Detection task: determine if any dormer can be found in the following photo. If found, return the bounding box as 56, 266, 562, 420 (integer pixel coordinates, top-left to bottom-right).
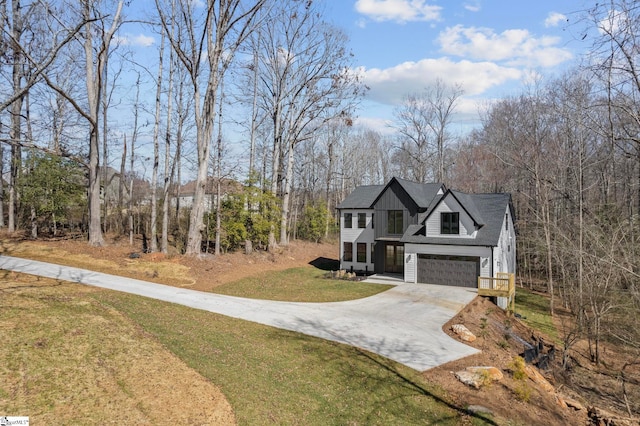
424, 190, 484, 238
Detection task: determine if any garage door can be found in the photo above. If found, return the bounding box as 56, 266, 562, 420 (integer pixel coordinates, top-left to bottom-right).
417, 254, 479, 288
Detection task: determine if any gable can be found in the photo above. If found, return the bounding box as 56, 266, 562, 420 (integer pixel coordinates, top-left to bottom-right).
373, 179, 419, 214
425, 193, 477, 238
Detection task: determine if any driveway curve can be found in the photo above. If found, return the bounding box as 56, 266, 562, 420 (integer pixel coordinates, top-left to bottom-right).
0, 255, 479, 371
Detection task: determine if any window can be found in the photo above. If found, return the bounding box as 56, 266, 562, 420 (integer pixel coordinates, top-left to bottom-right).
343, 242, 353, 261
387, 210, 403, 234
357, 243, 367, 263
370, 242, 375, 263
372, 213, 374, 228
358, 213, 366, 228
441, 212, 460, 234
344, 213, 352, 228
505, 213, 509, 231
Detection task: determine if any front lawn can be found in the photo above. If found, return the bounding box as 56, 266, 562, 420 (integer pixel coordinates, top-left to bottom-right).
95, 289, 486, 425
211, 266, 392, 302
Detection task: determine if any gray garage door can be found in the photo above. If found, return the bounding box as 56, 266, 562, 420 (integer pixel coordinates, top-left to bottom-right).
417, 254, 479, 288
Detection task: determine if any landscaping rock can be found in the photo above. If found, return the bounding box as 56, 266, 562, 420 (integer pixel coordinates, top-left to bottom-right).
467, 405, 494, 416
524, 364, 555, 393
454, 366, 503, 389
466, 366, 504, 381
561, 395, 585, 411
451, 324, 477, 342
588, 406, 637, 426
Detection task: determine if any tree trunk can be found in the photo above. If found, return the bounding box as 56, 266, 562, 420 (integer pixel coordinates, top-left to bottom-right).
8, 0, 24, 233
150, 25, 165, 253
129, 75, 140, 247
279, 140, 295, 245
84, 0, 123, 246
161, 21, 174, 255
214, 76, 224, 256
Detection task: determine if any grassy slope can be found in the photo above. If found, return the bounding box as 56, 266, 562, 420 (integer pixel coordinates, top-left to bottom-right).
514, 287, 559, 342
94, 290, 483, 425
0, 274, 234, 424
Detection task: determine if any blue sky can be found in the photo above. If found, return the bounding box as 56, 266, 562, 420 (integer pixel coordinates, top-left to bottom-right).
318, 0, 593, 133
116, 0, 595, 155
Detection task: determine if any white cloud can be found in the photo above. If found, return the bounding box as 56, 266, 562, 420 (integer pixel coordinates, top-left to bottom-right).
355, 0, 442, 23
544, 12, 567, 28
437, 25, 573, 67
353, 116, 396, 135
464, 1, 481, 12
131, 34, 155, 47
360, 57, 522, 105
115, 33, 155, 47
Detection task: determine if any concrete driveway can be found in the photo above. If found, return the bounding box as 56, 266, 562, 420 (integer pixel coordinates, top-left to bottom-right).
0, 255, 479, 371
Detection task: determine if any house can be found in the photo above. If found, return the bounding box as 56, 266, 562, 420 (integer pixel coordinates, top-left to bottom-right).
337, 177, 516, 306
172, 178, 242, 213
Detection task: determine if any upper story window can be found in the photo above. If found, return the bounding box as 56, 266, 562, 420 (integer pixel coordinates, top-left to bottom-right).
387, 210, 403, 234
505, 213, 509, 231
344, 213, 352, 228
358, 213, 366, 228
441, 212, 460, 235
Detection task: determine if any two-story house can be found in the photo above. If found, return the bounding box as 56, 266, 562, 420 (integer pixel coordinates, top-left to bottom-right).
337, 177, 516, 290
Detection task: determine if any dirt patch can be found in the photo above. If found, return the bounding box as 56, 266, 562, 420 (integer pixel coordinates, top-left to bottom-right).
423, 297, 638, 426
0, 232, 338, 292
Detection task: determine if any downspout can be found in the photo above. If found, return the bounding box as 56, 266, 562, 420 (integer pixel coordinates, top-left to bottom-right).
490, 246, 494, 278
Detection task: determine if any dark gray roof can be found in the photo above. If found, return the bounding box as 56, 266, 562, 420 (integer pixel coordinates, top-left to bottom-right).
394, 178, 445, 209
450, 190, 485, 226
336, 184, 384, 209
401, 193, 511, 247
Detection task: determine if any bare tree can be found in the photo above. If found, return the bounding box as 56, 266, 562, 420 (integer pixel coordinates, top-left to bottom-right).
155, 0, 267, 255
393, 79, 463, 184
253, 1, 364, 245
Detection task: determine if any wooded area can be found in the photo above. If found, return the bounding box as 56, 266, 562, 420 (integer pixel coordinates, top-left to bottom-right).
1, 0, 639, 391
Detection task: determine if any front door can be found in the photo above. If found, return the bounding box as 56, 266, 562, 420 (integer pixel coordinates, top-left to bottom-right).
385, 243, 404, 274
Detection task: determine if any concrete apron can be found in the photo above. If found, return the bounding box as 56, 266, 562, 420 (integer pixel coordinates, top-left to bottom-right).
0, 255, 479, 371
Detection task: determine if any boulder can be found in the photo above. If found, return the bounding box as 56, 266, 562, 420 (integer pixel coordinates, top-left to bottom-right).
588, 406, 637, 426
454, 366, 503, 389
467, 405, 494, 416
451, 324, 477, 342
524, 364, 555, 393
561, 396, 585, 411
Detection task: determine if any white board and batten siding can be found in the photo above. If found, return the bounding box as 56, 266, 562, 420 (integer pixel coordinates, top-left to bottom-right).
425, 194, 477, 238
494, 205, 517, 275
339, 209, 375, 272
404, 244, 492, 284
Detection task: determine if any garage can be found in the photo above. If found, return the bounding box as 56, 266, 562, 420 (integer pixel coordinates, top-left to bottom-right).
417, 254, 479, 288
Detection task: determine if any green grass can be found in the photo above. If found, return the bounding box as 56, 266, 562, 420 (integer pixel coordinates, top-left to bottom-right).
211, 266, 392, 302
94, 290, 491, 425
515, 288, 559, 341
0, 275, 232, 424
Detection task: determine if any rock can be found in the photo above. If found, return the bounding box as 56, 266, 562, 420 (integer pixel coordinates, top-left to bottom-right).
455, 370, 483, 389
454, 366, 503, 389
466, 366, 504, 381
588, 406, 637, 426
554, 394, 568, 409
451, 324, 477, 342
561, 396, 585, 411
467, 405, 493, 416
524, 364, 555, 393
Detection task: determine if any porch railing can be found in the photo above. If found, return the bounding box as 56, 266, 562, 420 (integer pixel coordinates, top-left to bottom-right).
478, 272, 515, 311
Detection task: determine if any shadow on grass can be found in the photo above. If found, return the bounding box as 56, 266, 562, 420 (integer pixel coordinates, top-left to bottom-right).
282, 317, 498, 425
308, 256, 339, 271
